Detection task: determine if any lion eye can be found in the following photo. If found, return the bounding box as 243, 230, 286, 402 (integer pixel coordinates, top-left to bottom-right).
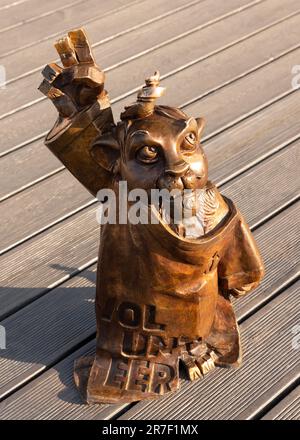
137, 145, 159, 163
185, 132, 196, 145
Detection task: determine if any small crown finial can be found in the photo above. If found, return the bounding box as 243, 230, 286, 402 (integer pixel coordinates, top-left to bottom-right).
120, 71, 165, 120
137, 70, 165, 103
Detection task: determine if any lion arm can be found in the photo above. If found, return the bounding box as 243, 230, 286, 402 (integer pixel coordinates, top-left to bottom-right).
44, 92, 115, 197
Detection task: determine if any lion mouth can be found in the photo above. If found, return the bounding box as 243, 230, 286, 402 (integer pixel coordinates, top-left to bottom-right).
157, 189, 206, 239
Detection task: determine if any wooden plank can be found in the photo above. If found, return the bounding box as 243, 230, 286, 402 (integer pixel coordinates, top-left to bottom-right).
232, 198, 300, 320
1, 0, 270, 127
0, 0, 30, 9
0, 171, 93, 255
0, 142, 62, 201
183, 47, 299, 139
118, 280, 300, 420
2, 43, 300, 201
0, 206, 99, 319
1, 267, 298, 419
3, 2, 297, 154
0, 0, 136, 57
0, 156, 298, 400
0, 340, 127, 420
221, 142, 300, 229
262, 386, 300, 420
0, 0, 254, 156
1, 88, 300, 255
203, 92, 300, 187
112, 9, 300, 117
2, 0, 300, 121
2, 0, 206, 83
0, 0, 85, 32
0, 266, 97, 400
4, 0, 264, 118
0, 0, 295, 417
0, 0, 247, 154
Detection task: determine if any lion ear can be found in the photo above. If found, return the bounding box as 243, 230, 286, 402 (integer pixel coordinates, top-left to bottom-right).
196, 117, 206, 139
91, 130, 120, 173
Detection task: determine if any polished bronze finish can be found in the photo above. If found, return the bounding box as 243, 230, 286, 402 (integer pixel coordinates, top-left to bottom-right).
39, 29, 264, 404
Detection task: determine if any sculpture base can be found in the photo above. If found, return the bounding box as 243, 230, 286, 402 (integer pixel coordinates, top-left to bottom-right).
74, 294, 242, 404
74, 350, 181, 404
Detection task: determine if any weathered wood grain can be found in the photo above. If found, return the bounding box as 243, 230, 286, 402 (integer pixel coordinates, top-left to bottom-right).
112, 10, 300, 116
0, 172, 93, 254
0, 266, 98, 400
0, 0, 30, 9
0, 3, 299, 152
262, 386, 300, 420
0, 340, 126, 419
0, 207, 99, 319
183, 46, 299, 139
203, 92, 300, 187
221, 143, 300, 229
232, 199, 300, 320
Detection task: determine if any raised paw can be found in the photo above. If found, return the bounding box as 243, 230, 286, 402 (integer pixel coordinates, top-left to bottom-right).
38, 28, 105, 116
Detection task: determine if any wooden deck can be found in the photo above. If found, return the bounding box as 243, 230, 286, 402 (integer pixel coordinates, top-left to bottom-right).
0, 0, 299, 420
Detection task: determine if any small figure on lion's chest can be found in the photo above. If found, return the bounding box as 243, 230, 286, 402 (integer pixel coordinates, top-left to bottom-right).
39, 28, 265, 404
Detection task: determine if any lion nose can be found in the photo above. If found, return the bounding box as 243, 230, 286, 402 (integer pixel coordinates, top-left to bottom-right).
157, 174, 184, 191
164, 161, 189, 177
157, 164, 189, 191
